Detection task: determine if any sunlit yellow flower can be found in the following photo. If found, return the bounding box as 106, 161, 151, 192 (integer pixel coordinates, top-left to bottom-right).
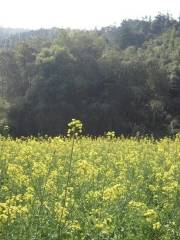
153, 222, 161, 230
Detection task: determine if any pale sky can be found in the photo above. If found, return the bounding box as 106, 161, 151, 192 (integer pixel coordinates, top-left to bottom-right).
0, 0, 180, 29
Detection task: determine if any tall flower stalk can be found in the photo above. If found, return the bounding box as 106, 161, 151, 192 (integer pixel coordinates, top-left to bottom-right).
58, 119, 83, 238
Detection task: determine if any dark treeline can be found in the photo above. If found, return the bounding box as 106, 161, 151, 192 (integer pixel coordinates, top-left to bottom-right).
0, 14, 180, 137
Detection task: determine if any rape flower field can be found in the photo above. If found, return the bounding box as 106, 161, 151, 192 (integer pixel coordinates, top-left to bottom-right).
0, 122, 179, 239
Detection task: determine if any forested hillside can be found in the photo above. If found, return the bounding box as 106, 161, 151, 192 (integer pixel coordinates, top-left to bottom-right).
0, 14, 180, 136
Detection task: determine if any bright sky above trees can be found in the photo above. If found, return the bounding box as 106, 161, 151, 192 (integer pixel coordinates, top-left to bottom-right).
0, 0, 180, 29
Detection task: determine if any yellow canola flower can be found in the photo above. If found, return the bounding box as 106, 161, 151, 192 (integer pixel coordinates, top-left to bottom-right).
95, 223, 104, 230
76, 160, 97, 179
128, 201, 147, 210
95, 217, 113, 235
69, 220, 81, 230
23, 187, 34, 201
32, 162, 48, 178
86, 191, 101, 200
67, 119, 83, 137
0, 214, 8, 224
103, 184, 125, 201
144, 209, 158, 223
153, 222, 161, 230
0, 132, 179, 238
162, 181, 178, 193
54, 202, 69, 223
45, 170, 58, 195
7, 164, 29, 187
0, 200, 28, 225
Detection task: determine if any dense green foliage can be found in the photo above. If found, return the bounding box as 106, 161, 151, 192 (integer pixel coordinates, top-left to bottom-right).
0, 14, 180, 136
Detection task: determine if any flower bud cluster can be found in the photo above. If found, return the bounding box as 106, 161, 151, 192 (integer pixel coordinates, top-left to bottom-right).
67, 119, 83, 137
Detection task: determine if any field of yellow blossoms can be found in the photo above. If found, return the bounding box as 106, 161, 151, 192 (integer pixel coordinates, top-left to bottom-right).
0, 121, 179, 239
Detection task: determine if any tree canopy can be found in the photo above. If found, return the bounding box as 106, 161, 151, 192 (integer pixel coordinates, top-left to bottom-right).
0, 14, 180, 136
